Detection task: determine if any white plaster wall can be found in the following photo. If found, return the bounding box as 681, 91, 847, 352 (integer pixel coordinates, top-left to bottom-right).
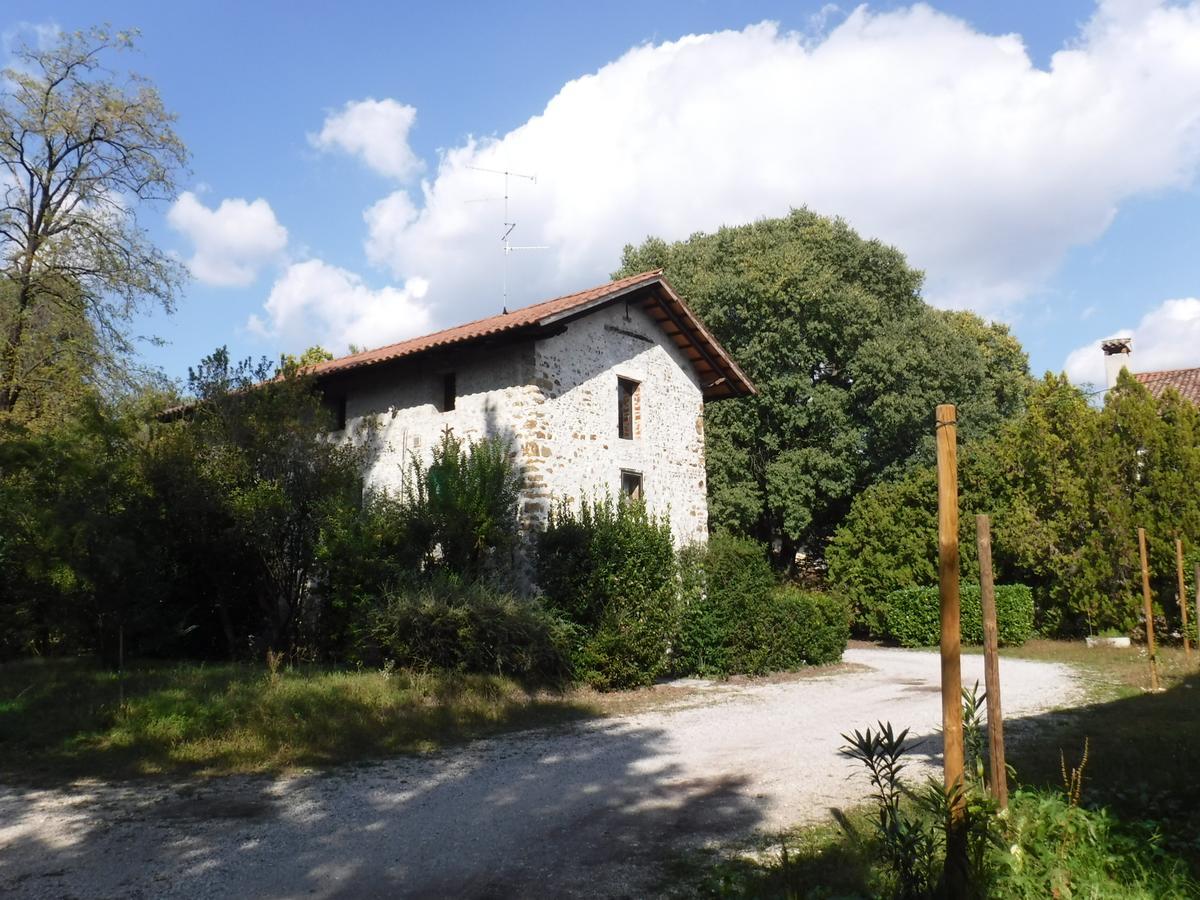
335, 300, 709, 553
533, 302, 708, 546
339, 343, 540, 498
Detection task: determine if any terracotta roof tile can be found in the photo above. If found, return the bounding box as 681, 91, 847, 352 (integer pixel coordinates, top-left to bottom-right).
305, 270, 666, 378
304, 270, 756, 399
1134, 368, 1200, 405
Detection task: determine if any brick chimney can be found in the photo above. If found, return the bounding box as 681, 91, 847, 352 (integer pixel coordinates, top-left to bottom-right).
1101, 337, 1132, 389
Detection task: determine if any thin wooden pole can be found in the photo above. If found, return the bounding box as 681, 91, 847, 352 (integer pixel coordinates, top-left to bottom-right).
1138, 527, 1160, 691
936, 404, 967, 897
1195, 564, 1200, 666
976, 514, 1008, 809
1176, 539, 1191, 658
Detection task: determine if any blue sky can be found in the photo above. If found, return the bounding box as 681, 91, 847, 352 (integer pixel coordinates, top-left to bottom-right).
5, 0, 1200, 387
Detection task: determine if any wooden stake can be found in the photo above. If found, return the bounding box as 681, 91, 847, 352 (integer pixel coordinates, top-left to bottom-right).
1195, 564, 1200, 666
936, 404, 967, 897
1138, 527, 1160, 691
976, 514, 1008, 809
1177, 538, 1191, 658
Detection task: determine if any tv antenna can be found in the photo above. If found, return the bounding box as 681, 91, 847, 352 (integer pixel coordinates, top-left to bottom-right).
467, 165, 547, 308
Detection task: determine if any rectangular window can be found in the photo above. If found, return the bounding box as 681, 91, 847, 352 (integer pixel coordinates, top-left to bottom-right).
621, 469, 643, 501
442, 373, 457, 412
326, 393, 347, 431
617, 377, 639, 440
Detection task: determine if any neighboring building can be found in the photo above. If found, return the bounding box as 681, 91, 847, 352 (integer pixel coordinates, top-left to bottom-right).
305, 269, 755, 548
1101, 337, 1200, 403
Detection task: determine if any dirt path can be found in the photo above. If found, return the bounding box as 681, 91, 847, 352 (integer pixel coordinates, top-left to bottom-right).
0, 648, 1080, 898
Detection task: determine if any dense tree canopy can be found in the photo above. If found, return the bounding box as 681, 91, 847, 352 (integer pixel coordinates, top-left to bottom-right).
616, 209, 1032, 564
829, 372, 1200, 636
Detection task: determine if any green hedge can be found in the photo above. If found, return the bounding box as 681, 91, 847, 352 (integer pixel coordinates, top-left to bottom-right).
676, 534, 850, 676
536, 497, 679, 690
367, 579, 575, 685
884, 584, 1034, 648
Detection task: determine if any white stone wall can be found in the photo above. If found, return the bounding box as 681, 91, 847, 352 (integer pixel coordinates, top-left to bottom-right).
531, 302, 708, 546
338, 300, 708, 552
341, 344, 540, 498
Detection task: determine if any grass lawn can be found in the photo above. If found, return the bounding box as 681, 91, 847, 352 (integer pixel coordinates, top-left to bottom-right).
0, 658, 603, 780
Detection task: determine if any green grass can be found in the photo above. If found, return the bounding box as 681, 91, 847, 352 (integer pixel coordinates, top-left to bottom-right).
994, 640, 1200, 869
0, 658, 597, 780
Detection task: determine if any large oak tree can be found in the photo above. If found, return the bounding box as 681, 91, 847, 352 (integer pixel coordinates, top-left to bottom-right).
616, 209, 1032, 565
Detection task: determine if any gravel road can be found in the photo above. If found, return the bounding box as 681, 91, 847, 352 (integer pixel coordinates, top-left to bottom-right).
0, 648, 1080, 899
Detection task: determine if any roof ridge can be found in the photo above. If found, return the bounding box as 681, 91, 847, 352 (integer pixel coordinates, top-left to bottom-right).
307, 269, 664, 374
1134, 367, 1200, 378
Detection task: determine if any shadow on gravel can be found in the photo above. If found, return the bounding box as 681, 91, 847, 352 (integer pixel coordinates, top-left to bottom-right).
0, 721, 765, 898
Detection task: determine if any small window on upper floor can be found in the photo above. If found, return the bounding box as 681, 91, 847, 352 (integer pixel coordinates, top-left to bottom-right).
617, 377, 639, 440
442, 373, 457, 412
621, 469, 644, 501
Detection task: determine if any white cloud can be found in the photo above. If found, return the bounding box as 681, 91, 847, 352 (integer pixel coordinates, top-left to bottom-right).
250, 259, 433, 354
1064, 298, 1200, 386
310, 98, 422, 180
168, 191, 288, 287
357, 1, 1200, 328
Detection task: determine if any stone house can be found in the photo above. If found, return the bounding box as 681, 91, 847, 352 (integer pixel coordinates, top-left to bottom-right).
304, 269, 755, 547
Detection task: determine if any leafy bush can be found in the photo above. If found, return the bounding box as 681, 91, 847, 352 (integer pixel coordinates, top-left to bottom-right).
536, 497, 679, 690
676, 534, 775, 675
843, 711, 1198, 899
770, 588, 851, 668
367, 579, 574, 686
402, 429, 521, 583
884, 585, 1035, 648
676, 534, 849, 676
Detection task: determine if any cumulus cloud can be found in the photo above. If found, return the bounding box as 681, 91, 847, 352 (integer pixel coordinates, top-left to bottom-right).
310, 98, 422, 180
250, 259, 433, 354
168, 191, 288, 287
357, 1, 1200, 327
1064, 298, 1200, 387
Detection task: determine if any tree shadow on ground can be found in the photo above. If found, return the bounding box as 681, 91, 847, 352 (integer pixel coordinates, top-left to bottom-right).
0, 719, 765, 898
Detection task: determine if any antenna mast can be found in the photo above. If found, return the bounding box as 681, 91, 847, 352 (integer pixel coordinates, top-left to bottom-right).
467, 165, 546, 308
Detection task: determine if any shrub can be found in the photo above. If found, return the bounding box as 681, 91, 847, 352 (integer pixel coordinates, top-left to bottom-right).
884, 584, 1035, 647
536, 497, 679, 690
367, 579, 575, 686
737, 588, 850, 673
676, 533, 775, 675
676, 534, 849, 676
403, 430, 521, 583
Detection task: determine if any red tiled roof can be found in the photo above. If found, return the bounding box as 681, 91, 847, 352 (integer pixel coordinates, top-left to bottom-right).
1134, 368, 1200, 405
305, 270, 756, 400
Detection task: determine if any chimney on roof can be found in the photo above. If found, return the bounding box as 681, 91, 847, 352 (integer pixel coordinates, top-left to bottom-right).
1101, 337, 1132, 389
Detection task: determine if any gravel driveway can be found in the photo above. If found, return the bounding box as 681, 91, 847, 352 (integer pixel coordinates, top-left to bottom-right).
0, 648, 1080, 899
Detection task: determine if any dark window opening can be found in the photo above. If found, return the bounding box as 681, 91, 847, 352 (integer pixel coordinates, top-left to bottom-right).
621, 470, 643, 501
617, 377, 639, 440
442, 373, 457, 412
326, 393, 347, 431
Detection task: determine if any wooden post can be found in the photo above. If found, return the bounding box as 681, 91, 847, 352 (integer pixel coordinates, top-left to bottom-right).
1176, 539, 1191, 658
936, 404, 967, 897
1138, 528, 1160, 691
976, 514, 1008, 809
